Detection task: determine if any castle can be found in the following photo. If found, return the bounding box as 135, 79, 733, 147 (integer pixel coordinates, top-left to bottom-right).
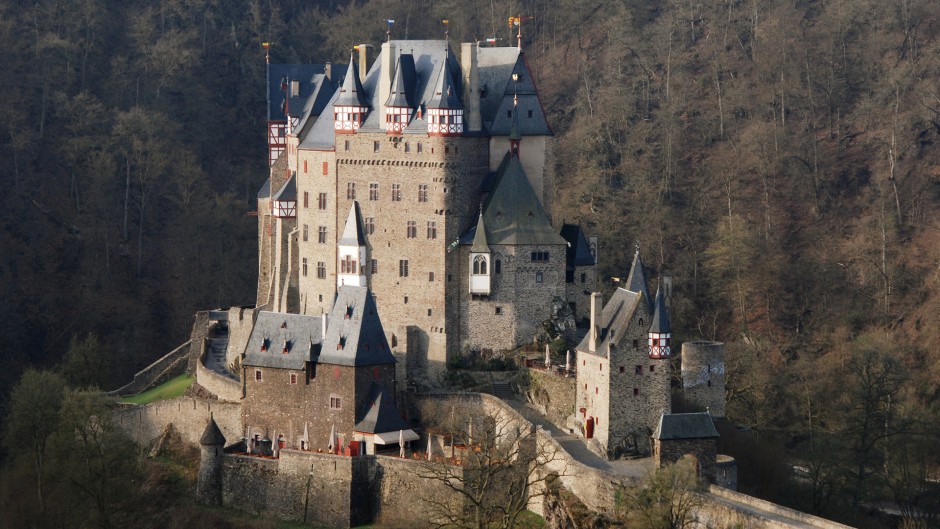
256, 37, 597, 382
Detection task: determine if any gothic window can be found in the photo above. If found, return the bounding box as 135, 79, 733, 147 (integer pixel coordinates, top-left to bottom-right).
399, 260, 409, 277
318, 193, 327, 209
365, 217, 375, 234
472, 255, 488, 275
407, 221, 417, 238
392, 183, 402, 201
494, 259, 501, 274
317, 262, 326, 279
418, 184, 428, 202
347, 182, 356, 200
369, 182, 379, 200
318, 226, 327, 243
427, 221, 437, 239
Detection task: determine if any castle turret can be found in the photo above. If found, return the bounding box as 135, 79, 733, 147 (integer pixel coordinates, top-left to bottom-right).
426, 52, 463, 136
469, 211, 491, 295
385, 55, 414, 134
648, 286, 671, 359
334, 52, 369, 133
625, 248, 652, 310
337, 202, 367, 287
196, 417, 225, 506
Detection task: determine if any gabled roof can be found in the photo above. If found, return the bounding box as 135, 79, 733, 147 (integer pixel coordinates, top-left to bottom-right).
486, 53, 551, 136
338, 202, 366, 247
476, 47, 520, 128
243, 312, 323, 370
470, 212, 490, 253
462, 153, 563, 246
575, 287, 645, 355
292, 72, 340, 135
267, 64, 330, 121
385, 54, 416, 108
200, 417, 226, 445
625, 250, 652, 311
271, 174, 296, 202
649, 286, 671, 334
426, 53, 463, 109
334, 53, 369, 107
355, 382, 410, 434
299, 87, 341, 150
257, 177, 271, 199
652, 413, 719, 440
560, 224, 596, 268
318, 286, 396, 366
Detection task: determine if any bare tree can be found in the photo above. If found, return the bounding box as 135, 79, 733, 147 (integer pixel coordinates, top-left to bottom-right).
617, 457, 705, 529
414, 396, 560, 529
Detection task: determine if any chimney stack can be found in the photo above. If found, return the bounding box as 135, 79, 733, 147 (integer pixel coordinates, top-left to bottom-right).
379, 41, 396, 130
358, 44, 373, 84
589, 292, 603, 352
324, 62, 332, 81
321, 312, 329, 337
460, 42, 482, 132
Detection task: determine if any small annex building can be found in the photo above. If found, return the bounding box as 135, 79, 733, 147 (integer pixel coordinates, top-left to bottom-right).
241, 285, 416, 456
652, 412, 720, 480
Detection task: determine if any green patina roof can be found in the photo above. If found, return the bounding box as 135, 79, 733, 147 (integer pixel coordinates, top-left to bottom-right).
470, 212, 490, 253
481, 153, 564, 246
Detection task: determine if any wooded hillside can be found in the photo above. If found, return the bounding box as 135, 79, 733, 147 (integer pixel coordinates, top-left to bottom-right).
0, 0, 937, 525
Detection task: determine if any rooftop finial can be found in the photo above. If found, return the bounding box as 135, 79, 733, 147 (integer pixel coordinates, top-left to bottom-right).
385, 19, 394, 42
442, 19, 450, 50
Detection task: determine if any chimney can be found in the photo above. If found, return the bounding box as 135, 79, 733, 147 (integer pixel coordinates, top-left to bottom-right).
321, 312, 329, 337
358, 44, 373, 83
324, 61, 332, 81
589, 292, 603, 352
460, 42, 482, 132
379, 41, 396, 130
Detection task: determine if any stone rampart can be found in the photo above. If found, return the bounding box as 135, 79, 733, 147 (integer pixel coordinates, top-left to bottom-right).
112, 397, 242, 448
524, 368, 576, 431
107, 340, 191, 396
226, 306, 260, 368
697, 486, 855, 529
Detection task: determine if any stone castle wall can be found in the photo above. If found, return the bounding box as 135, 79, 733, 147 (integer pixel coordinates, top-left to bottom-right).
565, 263, 596, 323
195, 329, 243, 402
225, 306, 261, 367
525, 368, 576, 430
112, 397, 242, 448
653, 438, 718, 481
681, 341, 726, 417
107, 340, 191, 397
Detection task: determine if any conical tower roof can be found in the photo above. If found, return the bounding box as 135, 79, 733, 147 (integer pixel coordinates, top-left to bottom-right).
200, 417, 226, 446
625, 249, 652, 310
480, 155, 564, 246
649, 286, 671, 333
470, 211, 490, 253
426, 54, 462, 109
385, 55, 415, 108
338, 202, 366, 247
335, 52, 369, 107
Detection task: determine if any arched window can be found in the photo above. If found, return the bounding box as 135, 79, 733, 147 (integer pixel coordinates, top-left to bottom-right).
494, 259, 501, 274
473, 255, 488, 275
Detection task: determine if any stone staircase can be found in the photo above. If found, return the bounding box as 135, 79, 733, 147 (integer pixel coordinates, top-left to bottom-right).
490, 381, 513, 400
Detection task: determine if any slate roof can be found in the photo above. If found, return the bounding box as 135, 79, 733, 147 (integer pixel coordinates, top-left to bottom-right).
485, 53, 551, 136
338, 202, 366, 247
426, 53, 463, 109
257, 177, 271, 200
575, 287, 645, 356
385, 54, 417, 108
625, 250, 652, 311
200, 416, 226, 445
299, 87, 340, 150
267, 64, 330, 121
649, 287, 671, 334
292, 72, 340, 135
354, 382, 410, 434
652, 413, 719, 440
470, 212, 490, 253
460, 153, 564, 246
243, 312, 323, 370
560, 224, 596, 268
334, 53, 370, 107
318, 286, 396, 366
271, 174, 296, 202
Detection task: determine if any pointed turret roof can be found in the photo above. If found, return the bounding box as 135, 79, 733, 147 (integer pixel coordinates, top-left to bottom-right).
200, 417, 226, 446
426, 54, 462, 109
334, 52, 369, 107
385, 54, 416, 108
649, 286, 671, 334
470, 212, 490, 253
338, 202, 366, 247
318, 286, 396, 366
625, 249, 652, 309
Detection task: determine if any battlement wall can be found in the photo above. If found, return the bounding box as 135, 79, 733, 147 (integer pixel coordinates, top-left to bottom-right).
195, 333, 242, 402
112, 397, 242, 448
107, 340, 191, 397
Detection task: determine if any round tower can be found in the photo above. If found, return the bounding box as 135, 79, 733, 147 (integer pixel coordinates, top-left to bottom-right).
196, 416, 226, 506
681, 341, 726, 418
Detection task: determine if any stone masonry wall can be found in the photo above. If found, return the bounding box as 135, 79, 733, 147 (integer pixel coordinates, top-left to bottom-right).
112, 397, 242, 448
525, 368, 576, 430
681, 341, 726, 417
565, 264, 596, 324
653, 438, 718, 481
226, 306, 261, 367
